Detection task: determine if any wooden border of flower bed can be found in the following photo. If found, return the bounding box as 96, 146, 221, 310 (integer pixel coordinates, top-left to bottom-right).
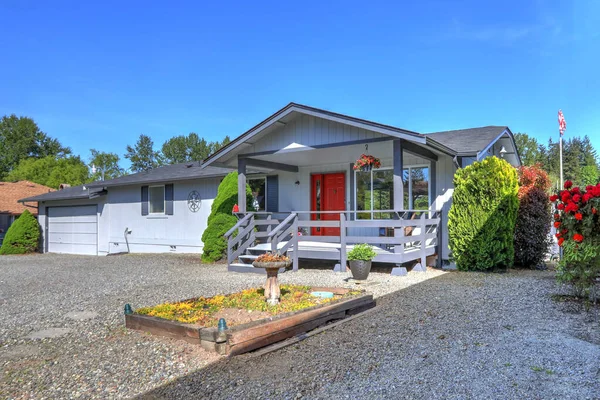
125, 288, 375, 356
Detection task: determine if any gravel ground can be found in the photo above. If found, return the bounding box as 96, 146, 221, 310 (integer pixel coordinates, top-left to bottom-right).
140, 269, 600, 400
0, 253, 443, 399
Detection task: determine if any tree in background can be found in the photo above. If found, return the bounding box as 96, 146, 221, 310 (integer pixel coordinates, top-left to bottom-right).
514, 133, 599, 187
161, 133, 232, 165
448, 157, 519, 271
89, 149, 125, 181
125, 134, 161, 172
6, 156, 90, 188
514, 132, 543, 166
0, 114, 70, 179
513, 165, 552, 268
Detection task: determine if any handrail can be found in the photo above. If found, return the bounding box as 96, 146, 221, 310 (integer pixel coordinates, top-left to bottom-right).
267, 213, 297, 238
224, 213, 252, 238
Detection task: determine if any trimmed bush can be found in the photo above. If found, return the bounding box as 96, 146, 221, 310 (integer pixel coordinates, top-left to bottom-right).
0, 210, 40, 255
514, 165, 552, 268
201, 172, 253, 263
448, 156, 519, 271
201, 213, 238, 263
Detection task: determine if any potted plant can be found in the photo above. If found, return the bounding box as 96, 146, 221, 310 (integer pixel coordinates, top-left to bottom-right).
353, 154, 381, 172
347, 244, 377, 280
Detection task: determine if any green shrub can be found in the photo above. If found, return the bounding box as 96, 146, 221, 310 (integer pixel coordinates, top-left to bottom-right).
448, 156, 519, 271
347, 244, 377, 261
201, 172, 253, 263
0, 210, 40, 255
207, 171, 252, 225
201, 213, 238, 263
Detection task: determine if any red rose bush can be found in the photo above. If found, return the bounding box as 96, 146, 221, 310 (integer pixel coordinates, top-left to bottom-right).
551, 180, 600, 299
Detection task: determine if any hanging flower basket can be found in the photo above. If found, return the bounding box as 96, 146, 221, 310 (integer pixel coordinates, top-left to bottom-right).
353, 154, 381, 171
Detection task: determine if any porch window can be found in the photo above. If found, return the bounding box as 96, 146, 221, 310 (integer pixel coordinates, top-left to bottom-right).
403, 166, 430, 210
149, 185, 165, 214
355, 168, 394, 219
249, 178, 266, 211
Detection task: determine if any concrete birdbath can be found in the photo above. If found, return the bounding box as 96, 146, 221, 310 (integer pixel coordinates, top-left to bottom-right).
252, 253, 292, 306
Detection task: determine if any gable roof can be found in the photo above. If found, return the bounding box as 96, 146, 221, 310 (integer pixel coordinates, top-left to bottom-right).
19, 184, 106, 203
202, 102, 426, 167
0, 181, 54, 215
85, 162, 233, 188
425, 126, 509, 156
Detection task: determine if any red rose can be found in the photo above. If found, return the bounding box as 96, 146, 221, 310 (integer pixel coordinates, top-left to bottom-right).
555, 232, 561, 238
572, 194, 581, 202
573, 233, 584, 243
561, 192, 571, 202
583, 193, 592, 203
554, 213, 560, 220
586, 185, 594, 191
557, 203, 565, 210
571, 187, 581, 195
564, 180, 573, 189
575, 213, 583, 221
561, 229, 568, 234
549, 194, 559, 202
554, 221, 561, 228
593, 208, 598, 214
558, 237, 565, 246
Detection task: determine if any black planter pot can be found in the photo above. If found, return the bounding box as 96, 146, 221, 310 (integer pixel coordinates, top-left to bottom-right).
348, 260, 372, 280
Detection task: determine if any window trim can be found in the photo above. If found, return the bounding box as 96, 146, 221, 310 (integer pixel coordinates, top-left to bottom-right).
248, 176, 268, 212
148, 185, 166, 215
353, 164, 431, 219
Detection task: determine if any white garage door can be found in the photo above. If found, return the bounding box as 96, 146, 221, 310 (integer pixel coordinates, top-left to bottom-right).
47, 206, 98, 255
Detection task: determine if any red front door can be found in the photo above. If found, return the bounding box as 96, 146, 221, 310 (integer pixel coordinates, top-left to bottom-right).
311, 173, 345, 236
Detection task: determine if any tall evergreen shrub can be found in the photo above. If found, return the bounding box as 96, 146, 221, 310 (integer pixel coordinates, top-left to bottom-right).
201, 172, 253, 262
514, 165, 552, 268
0, 210, 41, 255
448, 156, 519, 271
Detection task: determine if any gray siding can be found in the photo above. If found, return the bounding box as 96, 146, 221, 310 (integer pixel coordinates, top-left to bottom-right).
249, 114, 387, 154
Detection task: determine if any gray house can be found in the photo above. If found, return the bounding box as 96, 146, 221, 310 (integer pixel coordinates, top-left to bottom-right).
20, 103, 520, 272
202, 103, 521, 274
20, 163, 232, 255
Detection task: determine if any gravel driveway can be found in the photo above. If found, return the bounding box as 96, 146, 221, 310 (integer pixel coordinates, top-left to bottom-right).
0, 253, 444, 399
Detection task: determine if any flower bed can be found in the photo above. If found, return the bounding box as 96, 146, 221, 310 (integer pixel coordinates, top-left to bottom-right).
127, 286, 374, 355
136, 285, 357, 327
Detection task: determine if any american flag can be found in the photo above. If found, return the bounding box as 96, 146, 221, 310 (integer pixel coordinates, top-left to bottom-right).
558, 109, 567, 136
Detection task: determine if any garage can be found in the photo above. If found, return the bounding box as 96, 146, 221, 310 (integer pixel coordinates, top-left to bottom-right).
47, 205, 98, 255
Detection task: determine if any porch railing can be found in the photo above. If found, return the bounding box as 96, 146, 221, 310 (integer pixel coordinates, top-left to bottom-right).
225, 210, 442, 272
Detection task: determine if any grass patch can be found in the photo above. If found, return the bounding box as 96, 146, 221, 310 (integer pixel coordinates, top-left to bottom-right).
136, 285, 360, 327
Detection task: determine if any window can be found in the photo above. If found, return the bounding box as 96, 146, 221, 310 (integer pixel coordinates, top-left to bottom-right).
355, 166, 430, 218
355, 168, 394, 219
149, 185, 165, 214
249, 178, 266, 211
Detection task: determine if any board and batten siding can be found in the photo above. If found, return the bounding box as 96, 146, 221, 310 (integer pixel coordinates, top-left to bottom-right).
249, 114, 388, 154
106, 178, 220, 254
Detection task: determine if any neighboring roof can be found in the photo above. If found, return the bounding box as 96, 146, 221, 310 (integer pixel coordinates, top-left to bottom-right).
203, 102, 426, 167
0, 181, 54, 215
19, 184, 104, 203
425, 126, 509, 156
86, 162, 233, 188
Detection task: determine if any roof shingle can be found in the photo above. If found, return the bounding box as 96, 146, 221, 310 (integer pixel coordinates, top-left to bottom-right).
425, 126, 508, 155
0, 181, 54, 215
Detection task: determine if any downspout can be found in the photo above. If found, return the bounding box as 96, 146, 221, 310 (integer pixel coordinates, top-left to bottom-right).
124, 227, 132, 253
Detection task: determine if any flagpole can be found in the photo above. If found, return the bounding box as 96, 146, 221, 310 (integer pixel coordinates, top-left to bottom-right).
559, 134, 563, 189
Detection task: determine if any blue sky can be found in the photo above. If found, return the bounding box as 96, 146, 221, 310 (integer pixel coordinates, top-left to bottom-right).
1, 0, 598, 169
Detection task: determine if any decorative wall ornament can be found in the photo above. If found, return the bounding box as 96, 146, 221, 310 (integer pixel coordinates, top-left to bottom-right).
187, 191, 201, 212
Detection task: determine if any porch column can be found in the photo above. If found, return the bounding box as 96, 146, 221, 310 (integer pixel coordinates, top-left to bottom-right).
393, 139, 404, 211
238, 157, 247, 213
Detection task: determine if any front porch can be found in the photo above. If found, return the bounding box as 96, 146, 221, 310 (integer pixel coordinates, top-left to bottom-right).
225, 210, 441, 276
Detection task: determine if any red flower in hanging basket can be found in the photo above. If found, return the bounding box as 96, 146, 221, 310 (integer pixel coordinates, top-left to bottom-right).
353, 154, 381, 171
